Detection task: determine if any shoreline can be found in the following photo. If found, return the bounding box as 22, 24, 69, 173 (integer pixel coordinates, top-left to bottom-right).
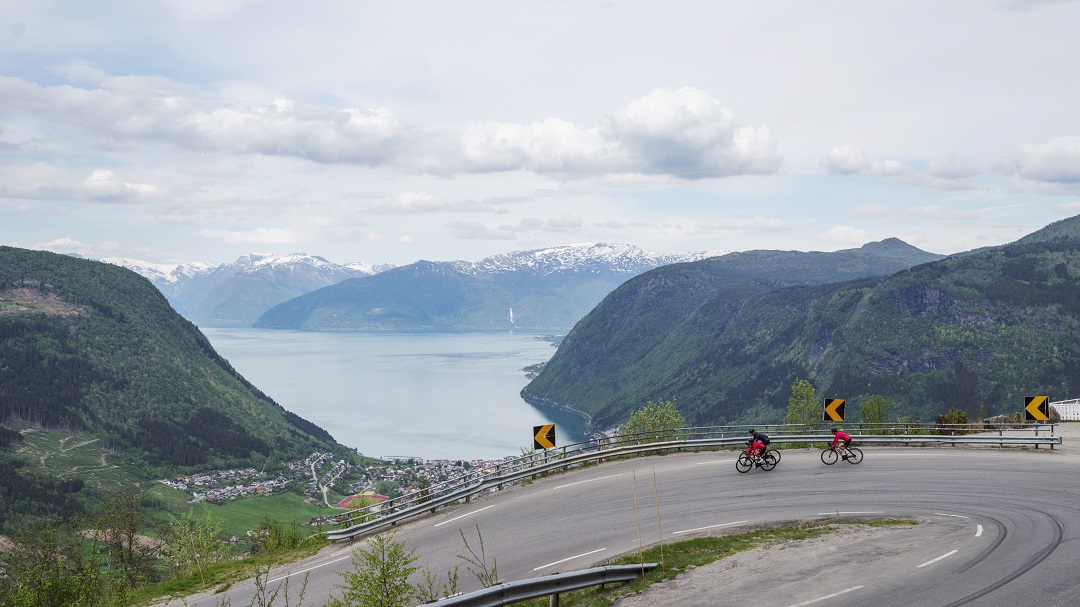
520, 389, 595, 434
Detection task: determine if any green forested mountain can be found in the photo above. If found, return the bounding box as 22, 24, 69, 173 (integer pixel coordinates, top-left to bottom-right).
523, 230, 1080, 430
0, 247, 343, 527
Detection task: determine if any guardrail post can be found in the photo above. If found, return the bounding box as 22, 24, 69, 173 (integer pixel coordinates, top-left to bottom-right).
550, 593, 559, 607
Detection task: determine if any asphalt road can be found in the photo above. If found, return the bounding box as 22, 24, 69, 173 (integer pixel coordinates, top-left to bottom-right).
183, 436, 1080, 607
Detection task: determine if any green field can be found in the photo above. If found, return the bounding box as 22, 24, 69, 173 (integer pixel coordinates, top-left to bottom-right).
10, 423, 345, 545
185, 492, 339, 541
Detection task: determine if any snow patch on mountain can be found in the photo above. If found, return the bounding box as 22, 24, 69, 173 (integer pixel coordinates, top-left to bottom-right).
458, 243, 729, 277
104, 258, 215, 284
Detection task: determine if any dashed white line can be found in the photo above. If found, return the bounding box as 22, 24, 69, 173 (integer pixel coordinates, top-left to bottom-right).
554, 474, 623, 489
434, 504, 496, 527
695, 459, 735, 465
917, 549, 958, 568
786, 585, 864, 607
934, 512, 971, 519
976, 524, 983, 537
268, 555, 352, 583
533, 548, 607, 571
815, 511, 884, 516
672, 521, 748, 535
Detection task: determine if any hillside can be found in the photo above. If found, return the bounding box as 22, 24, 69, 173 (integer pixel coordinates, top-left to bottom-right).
521, 238, 999, 428
255, 243, 716, 331
0, 247, 344, 530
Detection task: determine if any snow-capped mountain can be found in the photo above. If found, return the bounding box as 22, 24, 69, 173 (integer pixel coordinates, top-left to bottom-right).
459, 243, 726, 276
107, 244, 727, 330
105, 258, 216, 284
105, 253, 392, 327
255, 243, 731, 332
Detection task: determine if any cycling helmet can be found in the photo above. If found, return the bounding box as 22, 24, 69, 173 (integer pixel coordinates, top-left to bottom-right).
830, 427, 838, 433
747, 429, 755, 434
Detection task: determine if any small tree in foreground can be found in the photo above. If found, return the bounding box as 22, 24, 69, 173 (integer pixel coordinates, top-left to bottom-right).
785, 380, 819, 447
785, 380, 819, 427
160, 507, 230, 587
620, 398, 686, 444
328, 530, 418, 607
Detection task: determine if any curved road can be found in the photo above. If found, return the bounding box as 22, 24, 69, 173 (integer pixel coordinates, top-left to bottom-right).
189, 444, 1080, 606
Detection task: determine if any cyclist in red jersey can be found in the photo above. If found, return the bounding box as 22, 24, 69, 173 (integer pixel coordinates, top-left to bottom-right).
745, 438, 767, 466
830, 427, 853, 459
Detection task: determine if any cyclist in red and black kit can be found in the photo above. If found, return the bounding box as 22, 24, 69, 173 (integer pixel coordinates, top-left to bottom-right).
830, 427, 853, 459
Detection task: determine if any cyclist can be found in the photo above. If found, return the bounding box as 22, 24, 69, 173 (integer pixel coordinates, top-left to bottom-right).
747, 428, 771, 448
830, 427, 853, 459
745, 431, 767, 467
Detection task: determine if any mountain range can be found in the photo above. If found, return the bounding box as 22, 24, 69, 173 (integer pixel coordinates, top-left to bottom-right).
255, 243, 722, 331
109, 244, 722, 331
523, 216, 1080, 430
105, 253, 394, 327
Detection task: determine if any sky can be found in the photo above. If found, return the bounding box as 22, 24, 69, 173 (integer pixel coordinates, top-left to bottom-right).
2, 0, 1079, 268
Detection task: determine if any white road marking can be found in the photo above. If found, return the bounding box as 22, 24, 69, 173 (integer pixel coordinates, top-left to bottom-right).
934, 512, 971, 519
554, 474, 623, 489
434, 504, 496, 527
672, 520, 748, 535
917, 549, 958, 568
815, 511, 884, 515
695, 459, 735, 465
533, 548, 607, 571
268, 555, 352, 583
976, 524, 983, 537
786, 585, 865, 607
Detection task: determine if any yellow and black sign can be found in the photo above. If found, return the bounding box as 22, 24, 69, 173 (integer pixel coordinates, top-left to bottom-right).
1025, 396, 1049, 422
533, 424, 556, 450
823, 398, 846, 423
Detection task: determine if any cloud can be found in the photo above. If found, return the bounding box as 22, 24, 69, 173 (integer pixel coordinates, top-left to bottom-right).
823, 145, 870, 175
83, 169, 164, 200
1053, 202, 1080, 214
850, 204, 982, 222
0, 75, 403, 165
690, 216, 791, 235
199, 227, 298, 244
820, 225, 870, 245
445, 215, 584, 240
367, 191, 445, 214
927, 153, 981, 180
999, 0, 1080, 10
602, 87, 784, 179
1, 75, 781, 182
0, 163, 164, 203
1011, 136, 1080, 183
824, 145, 982, 191
824, 145, 909, 177
34, 238, 96, 256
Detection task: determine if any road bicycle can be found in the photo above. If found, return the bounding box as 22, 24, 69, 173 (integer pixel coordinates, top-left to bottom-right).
820, 445, 863, 465
736, 448, 778, 473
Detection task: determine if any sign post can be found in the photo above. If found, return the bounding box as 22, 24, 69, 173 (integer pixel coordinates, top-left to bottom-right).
1025, 396, 1049, 422
533, 424, 556, 450
823, 398, 845, 423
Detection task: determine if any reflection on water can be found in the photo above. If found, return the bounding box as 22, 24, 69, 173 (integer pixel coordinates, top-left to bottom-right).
202, 329, 586, 460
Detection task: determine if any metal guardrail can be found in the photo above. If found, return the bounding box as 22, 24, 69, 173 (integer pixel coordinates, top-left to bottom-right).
327, 424, 1061, 541
422, 563, 658, 607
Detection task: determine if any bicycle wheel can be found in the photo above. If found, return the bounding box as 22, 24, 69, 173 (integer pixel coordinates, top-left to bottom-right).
846, 447, 863, 464
736, 454, 753, 473
821, 448, 838, 465
766, 448, 781, 464
761, 452, 778, 471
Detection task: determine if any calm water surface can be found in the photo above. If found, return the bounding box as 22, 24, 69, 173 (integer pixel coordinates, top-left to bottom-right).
202, 329, 587, 460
